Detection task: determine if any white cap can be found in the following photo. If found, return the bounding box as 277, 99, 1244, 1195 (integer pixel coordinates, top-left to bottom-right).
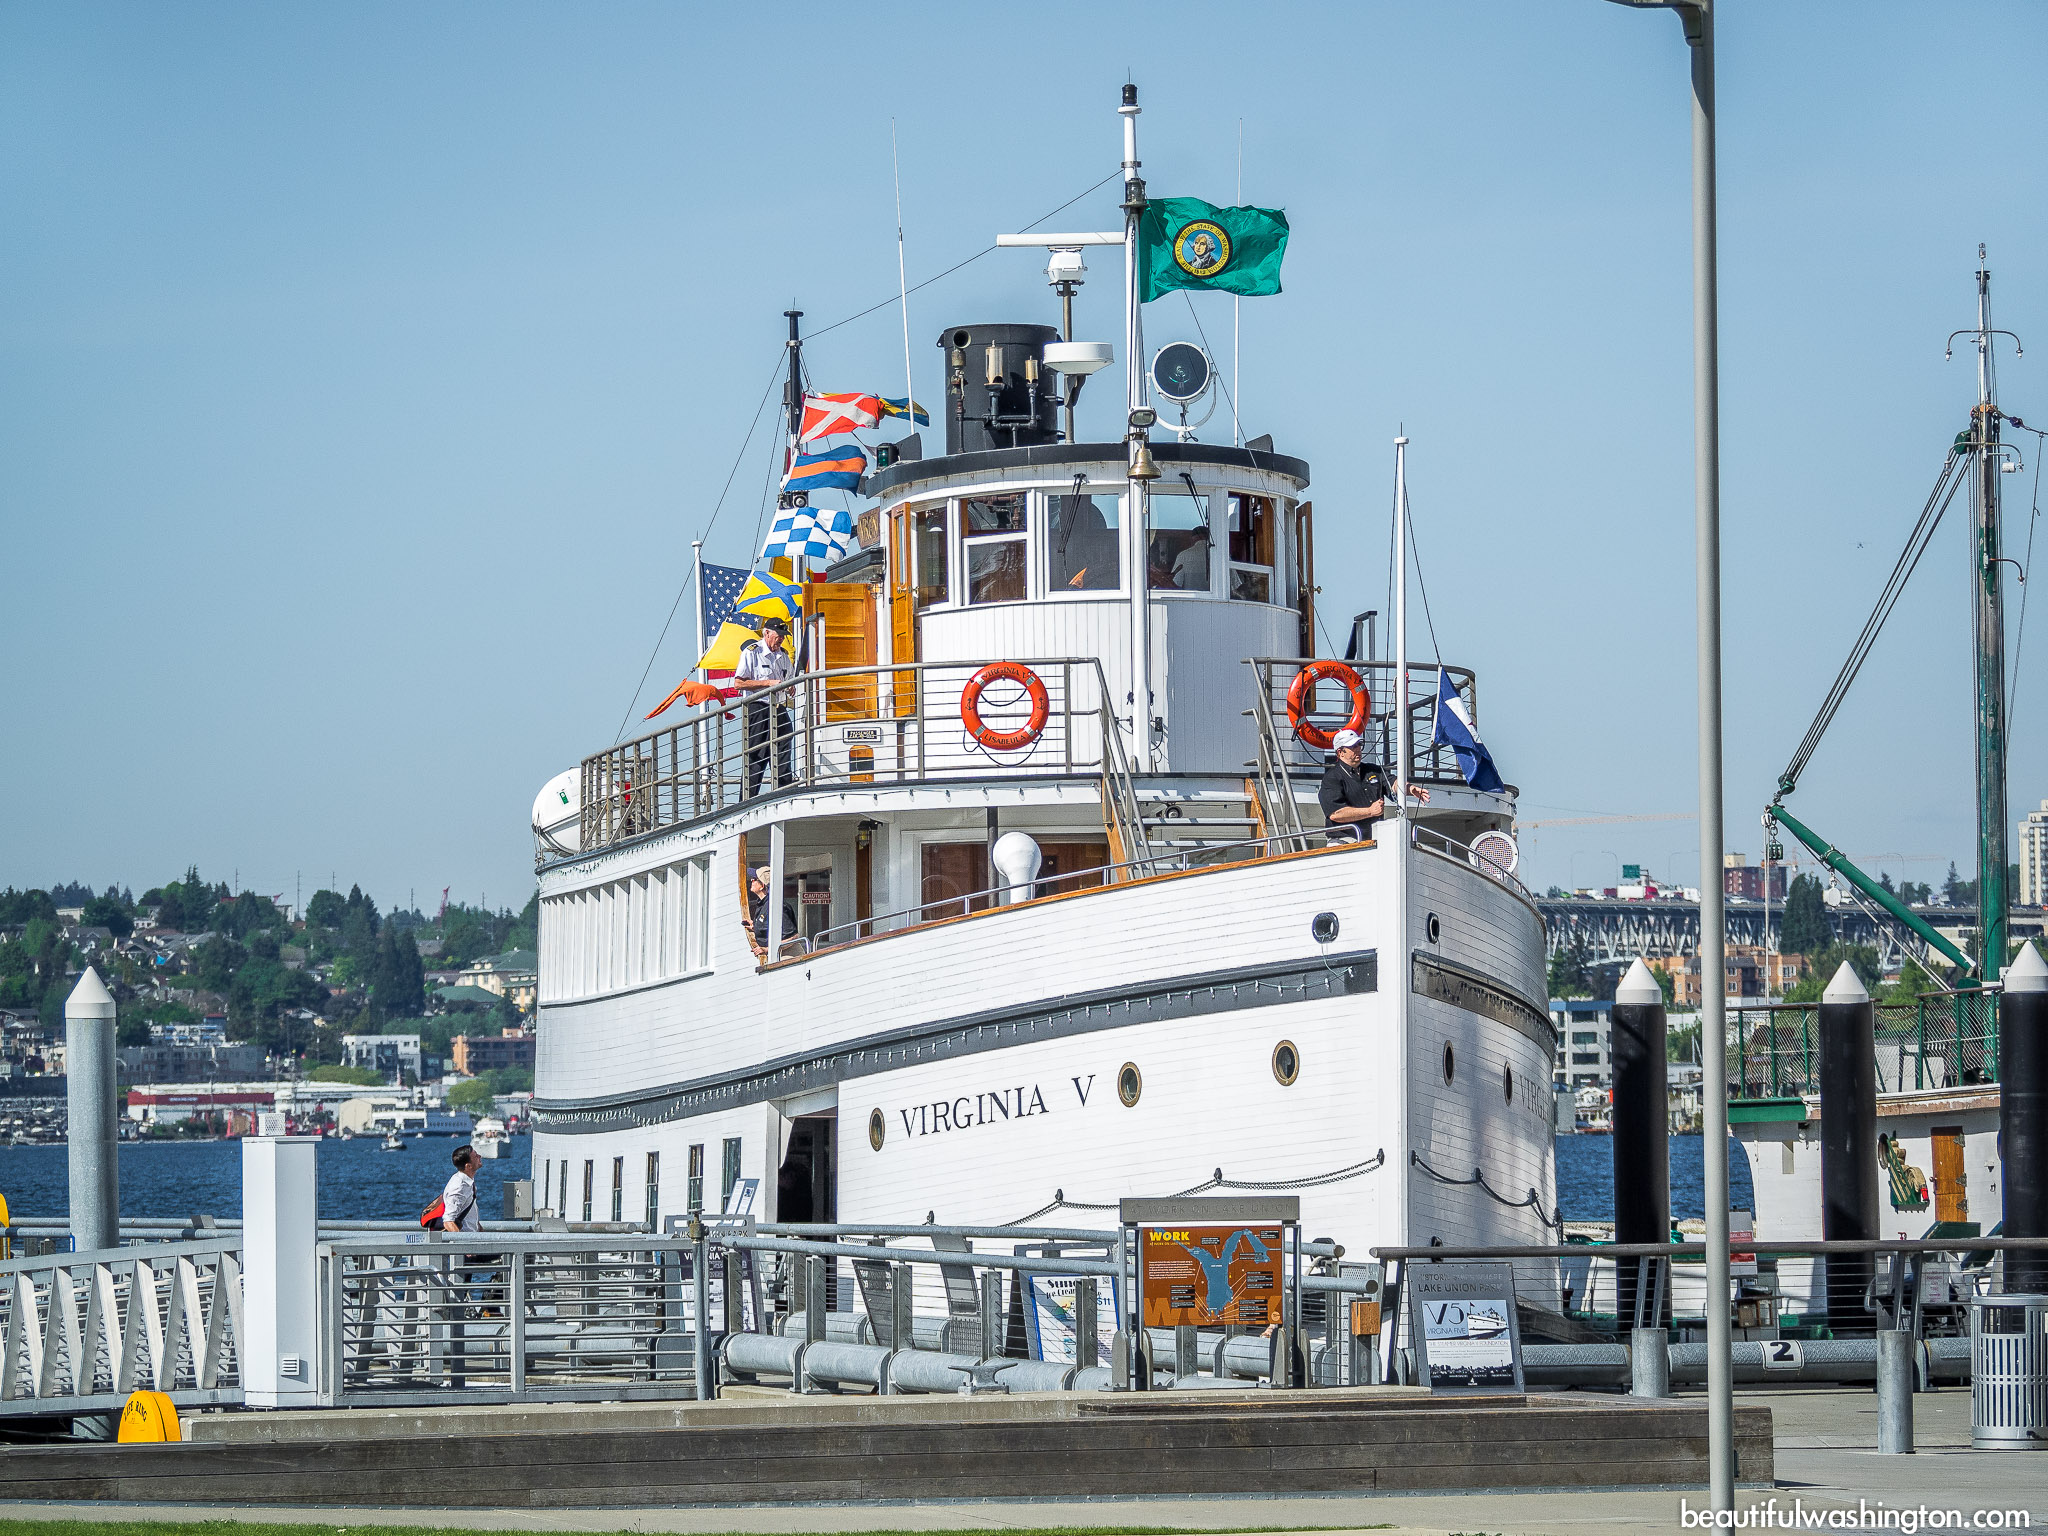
1614, 958, 1662, 1006
1332, 729, 1364, 750
2005, 940, 2048, 993
1822, 960, 1870, 1005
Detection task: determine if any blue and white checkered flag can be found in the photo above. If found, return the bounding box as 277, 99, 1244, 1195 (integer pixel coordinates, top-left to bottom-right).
760, 505, 857, 564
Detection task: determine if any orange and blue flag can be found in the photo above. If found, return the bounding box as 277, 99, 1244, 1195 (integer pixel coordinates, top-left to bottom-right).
782, 444, 866, 494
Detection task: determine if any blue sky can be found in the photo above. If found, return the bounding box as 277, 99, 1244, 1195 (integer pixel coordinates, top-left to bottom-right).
3, 2, 2044, 911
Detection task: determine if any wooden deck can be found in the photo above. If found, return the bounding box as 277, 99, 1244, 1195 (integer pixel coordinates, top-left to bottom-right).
0, 1391, 1773, 1506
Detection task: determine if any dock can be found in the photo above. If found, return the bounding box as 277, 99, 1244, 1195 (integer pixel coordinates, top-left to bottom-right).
0, 1388, 1770, 1508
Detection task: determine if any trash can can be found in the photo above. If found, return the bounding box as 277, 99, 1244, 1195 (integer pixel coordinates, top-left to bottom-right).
1970, 1294, 2048, 1449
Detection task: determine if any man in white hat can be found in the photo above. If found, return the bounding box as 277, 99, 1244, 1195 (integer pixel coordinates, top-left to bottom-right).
1318, 727, 1428, 843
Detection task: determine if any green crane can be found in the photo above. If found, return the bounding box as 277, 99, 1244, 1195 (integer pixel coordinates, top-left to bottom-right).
1766, 253, 2024, 984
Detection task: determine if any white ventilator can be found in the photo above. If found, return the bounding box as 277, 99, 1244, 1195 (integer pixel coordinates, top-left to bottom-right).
992, 832, 1043, 905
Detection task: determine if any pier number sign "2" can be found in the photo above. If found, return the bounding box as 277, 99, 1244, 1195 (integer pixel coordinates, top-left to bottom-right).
1761, 1339, 1805, 1371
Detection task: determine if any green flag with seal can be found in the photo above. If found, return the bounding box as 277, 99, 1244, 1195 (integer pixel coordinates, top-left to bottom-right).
1138, 196, 1289, 302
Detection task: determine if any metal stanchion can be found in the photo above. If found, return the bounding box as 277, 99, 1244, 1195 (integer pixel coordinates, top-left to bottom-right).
1877, 1330, 1915, 1453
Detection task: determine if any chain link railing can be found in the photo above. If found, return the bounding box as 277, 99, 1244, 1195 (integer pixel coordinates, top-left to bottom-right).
1729, 988, 2001, 1098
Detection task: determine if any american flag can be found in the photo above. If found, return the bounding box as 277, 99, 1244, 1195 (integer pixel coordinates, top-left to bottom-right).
697, 562, 751, 650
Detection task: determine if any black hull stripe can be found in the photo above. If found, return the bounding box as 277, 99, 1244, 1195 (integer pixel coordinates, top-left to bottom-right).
529, 949, 1380, 1135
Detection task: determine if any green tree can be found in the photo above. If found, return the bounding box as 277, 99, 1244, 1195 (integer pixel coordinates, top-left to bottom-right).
447, 1078, 496, 1112
305, 889, 346, 930
1781, 942, 1882, 1003
1780, 874, 1833, 954
1547, 937, 1595, 999
194, 934, 246, 993
504, 892, 539, 953
306, 1063, 381, 1085
0, 889, 57, 927
370, 929, 427, 1017
340, 887, 379, 957
80, 894, 133, 938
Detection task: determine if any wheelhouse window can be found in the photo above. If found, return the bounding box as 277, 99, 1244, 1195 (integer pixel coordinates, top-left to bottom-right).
913, 503, 949, 609
1048, 489, 1121, 592
963, 493, 1028, 605
1149, 487, 1213, 593
1228, 493, 1276, 603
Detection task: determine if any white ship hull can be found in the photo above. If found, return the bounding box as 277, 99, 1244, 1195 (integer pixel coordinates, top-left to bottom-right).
531, 789, 1558, 1292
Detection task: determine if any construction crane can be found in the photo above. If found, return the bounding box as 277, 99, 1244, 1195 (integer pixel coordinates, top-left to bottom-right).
1515, 812, 1695, 831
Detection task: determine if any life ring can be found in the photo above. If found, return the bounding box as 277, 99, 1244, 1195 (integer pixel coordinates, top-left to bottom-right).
960, 662, 1050, 752
1286, 660, 1370, 751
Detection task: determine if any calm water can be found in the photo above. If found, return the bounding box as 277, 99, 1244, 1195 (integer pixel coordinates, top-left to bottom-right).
1554, 1132, 1755, 1223
0, 1136, 532, 1225
1, 1133, 1738, 1227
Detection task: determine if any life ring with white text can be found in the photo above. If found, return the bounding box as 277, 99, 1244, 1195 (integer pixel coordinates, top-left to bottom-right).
960, 662, 1051, 752
1286, 660, 1370, 751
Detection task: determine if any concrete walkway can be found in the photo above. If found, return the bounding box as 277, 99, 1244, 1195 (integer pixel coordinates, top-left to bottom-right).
3, 1387, 2042, 1535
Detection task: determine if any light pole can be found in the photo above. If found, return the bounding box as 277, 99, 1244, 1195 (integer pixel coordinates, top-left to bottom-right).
1603, 0, 1732, 1511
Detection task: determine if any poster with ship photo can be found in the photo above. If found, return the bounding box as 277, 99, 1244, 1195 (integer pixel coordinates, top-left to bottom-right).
1407, 1261, 1524, 1392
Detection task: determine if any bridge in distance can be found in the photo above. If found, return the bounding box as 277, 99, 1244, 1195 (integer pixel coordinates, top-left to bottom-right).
1534, 897, 2047, 971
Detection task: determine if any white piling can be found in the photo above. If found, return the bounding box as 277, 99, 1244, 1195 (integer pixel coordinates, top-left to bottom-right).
63, 968, 120, 1253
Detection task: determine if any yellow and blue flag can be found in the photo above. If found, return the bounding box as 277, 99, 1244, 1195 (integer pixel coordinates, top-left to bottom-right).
731, 569, 806, 625
880, 397, 930, 426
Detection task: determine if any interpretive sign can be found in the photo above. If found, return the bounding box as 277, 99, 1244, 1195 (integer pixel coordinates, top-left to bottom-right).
1023, 1272, 1120, 1365
1117, 1197, 1300, 1389
1138, 1222, 1286, 1328
1407, 1260, 1524, 1392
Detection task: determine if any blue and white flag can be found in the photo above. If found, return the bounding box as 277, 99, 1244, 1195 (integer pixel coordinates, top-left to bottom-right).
760, 504, 858, 564
1431, 666, 1505, 792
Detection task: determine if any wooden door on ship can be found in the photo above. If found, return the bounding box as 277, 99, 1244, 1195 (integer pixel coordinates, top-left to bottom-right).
1930, 1126, 1968, 1224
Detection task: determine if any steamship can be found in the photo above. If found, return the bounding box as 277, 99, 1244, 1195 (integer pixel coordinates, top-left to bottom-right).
525, 89, 1558, 1289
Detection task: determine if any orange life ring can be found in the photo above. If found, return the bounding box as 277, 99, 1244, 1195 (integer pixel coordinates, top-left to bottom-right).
960, 662, 1050, 752
1286, 660, 1370, 751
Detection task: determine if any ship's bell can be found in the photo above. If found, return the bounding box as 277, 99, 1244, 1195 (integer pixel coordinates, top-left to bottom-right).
1128, 434, 1161, 481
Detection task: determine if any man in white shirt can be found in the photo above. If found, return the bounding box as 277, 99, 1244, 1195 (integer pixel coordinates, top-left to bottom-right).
735, 620, 796, 798
441, 1145, 483, 1232
441, 1145, 497, 1316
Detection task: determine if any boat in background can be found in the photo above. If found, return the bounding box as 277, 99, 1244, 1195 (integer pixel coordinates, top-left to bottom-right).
473, 1117, 507, 1159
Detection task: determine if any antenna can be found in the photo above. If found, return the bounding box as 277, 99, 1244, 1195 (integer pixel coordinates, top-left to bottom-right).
891, 121, 915, 432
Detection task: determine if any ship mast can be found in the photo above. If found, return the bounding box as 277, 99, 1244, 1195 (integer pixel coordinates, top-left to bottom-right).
1967, 251, 2010, 977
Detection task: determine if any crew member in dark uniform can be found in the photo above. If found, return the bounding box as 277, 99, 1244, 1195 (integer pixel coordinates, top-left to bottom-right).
1318, 728, 1429, 843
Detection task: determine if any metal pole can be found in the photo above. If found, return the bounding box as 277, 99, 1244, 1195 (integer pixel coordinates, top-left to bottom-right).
1685, 2, 1735, 1507
1877, 1330, 1915, 1453
1970, 254, 2010, 979
64, 968, 120, 1253
1393, 436, 1410, 807
1120, 84, 1153, 771
692, 1217, 714, 1401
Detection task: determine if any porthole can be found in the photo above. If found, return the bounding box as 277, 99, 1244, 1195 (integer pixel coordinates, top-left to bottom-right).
1503, 1064, 1514, 1104
868, 1109, 886, 1151
1117, 1062, 1143, 1107
1272, 1040, 1300, 1086
1426, 913, 1441, 944
1443, 1043, 1456, 1084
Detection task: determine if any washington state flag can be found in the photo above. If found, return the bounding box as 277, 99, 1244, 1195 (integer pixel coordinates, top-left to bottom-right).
1138, 196, 1289, 302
